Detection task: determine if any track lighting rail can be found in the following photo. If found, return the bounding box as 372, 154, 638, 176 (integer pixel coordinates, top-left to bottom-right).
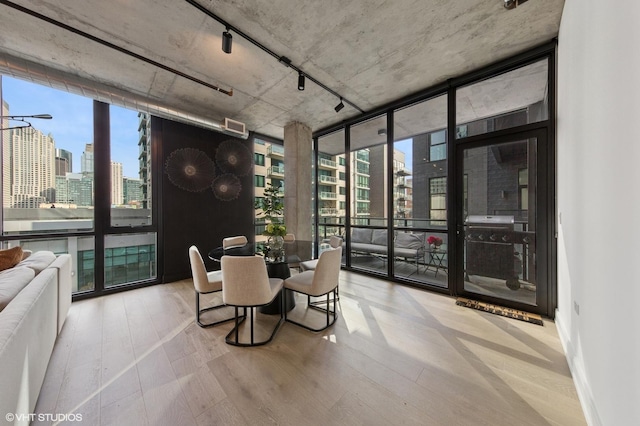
184, 0, 364, 113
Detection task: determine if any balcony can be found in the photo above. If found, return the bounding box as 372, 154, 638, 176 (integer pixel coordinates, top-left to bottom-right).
319, 191, 337, 200
267, 165, 284, 177
396, 168, 411, 176
267, 144, 284, 158
319, 158, 337, 169
319, 175, 337, 184
319, 208, 338, 215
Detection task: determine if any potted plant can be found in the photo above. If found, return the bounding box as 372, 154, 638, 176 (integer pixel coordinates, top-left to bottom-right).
255, 183, 286, 261
427, 236, 443, 249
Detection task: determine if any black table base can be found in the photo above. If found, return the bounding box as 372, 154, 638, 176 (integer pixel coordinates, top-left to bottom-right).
260, 262, 295, 314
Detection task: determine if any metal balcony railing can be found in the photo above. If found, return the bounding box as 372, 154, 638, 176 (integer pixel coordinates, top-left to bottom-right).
319, 175, 337, 184
319, 208, 338, 215
319, 191, 337, 200
268, 165, 284, 176
267, 145, 284, 157
319, 158, 337, 168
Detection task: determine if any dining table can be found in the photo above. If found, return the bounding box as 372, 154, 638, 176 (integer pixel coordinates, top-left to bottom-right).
208, 240, 317, 314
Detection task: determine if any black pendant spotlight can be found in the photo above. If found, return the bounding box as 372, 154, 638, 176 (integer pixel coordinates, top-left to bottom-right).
298, 72, 305, 91
334, 97, 345, 113
222, 27, 233, 54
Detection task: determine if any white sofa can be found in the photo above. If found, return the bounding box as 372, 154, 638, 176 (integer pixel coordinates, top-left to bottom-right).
0, 251, 72, 425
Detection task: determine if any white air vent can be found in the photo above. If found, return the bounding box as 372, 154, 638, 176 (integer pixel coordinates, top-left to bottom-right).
223, 117, 246, 136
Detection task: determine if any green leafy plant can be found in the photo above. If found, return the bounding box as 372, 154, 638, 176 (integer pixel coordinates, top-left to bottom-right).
256, 183, 286, 236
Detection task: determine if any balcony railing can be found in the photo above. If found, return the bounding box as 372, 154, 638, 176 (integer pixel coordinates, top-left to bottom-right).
319, 158, 337, 168
319, 208, 338, 215
319, 175, 337, 184
267, 145, 284, 157
267, 165, 284, 176
319, 191, 337, 200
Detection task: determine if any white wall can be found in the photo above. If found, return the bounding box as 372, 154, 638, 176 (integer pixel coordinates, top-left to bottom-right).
557, 1, 640, 425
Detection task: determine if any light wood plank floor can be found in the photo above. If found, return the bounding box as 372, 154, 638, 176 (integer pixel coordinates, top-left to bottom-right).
34, 271, 586, 425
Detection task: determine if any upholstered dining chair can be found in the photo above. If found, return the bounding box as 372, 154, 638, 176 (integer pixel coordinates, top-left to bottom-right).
188, 245, 235, 328
284, 233, 295, 242
283, 246, 342, 332
299, 235, 342, 272
221, 255, 285, 346
222, 235, 248, 249
299, 235, 343, 301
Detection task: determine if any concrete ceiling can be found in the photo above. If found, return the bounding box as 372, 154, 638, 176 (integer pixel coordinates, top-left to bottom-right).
0, 0, 564, 140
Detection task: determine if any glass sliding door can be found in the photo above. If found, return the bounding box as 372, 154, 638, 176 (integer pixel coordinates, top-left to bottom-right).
456, 130, 548, 312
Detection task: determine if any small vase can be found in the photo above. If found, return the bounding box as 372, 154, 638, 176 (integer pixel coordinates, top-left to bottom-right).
266, 235, 285, 263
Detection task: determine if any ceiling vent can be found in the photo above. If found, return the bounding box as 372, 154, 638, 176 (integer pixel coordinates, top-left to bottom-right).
223, 117, 246, 136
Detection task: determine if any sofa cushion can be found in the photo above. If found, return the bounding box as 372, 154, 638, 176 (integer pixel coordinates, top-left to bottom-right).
0, 247, 24, 272
351, 228, 373, 244
395, 232, 424, 250
16, 251, 57, 275
371, 229, 388, 246
0, 266, 36, 312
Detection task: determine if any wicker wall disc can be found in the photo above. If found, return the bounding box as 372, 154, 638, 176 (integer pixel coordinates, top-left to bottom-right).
165, 148, 216, 192
215, 140, 253, 176
212, 173, 242, 201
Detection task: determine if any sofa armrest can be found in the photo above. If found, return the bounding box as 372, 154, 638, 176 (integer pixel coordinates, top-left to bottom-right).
0, 268, 58, 421
48, 254, 72, 334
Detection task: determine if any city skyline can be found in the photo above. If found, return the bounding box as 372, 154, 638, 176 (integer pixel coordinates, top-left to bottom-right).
1, 76, 140, 178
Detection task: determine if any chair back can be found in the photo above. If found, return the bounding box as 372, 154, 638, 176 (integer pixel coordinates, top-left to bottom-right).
223, 235, 248, 249
284, 233, 295, 242
329, 235, 343, 248
189, 246, 209, 293
311, 247, 342, 295
221, 255, 273, 306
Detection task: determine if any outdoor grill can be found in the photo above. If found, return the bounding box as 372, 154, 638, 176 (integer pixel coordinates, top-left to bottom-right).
464, 215, 521, 290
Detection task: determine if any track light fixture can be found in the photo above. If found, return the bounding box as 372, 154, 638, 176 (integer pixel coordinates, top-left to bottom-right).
222, 27, 232, 54
186, 0, 364, 112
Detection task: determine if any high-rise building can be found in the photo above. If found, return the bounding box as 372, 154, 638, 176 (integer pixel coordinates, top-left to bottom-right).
81, 143, 93, 175
137, 112, 151, 209
1, 99, 10, 208
55, 173, 93, 206
111, 161, 123, 206
55, 148, 72, 176
9, 125, 55, 208
123, 177, 142, 206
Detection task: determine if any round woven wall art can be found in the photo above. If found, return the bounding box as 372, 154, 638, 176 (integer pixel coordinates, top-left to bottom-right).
165, 148, 216, 192
212, 173, 242, 201
215, 140, 253, 176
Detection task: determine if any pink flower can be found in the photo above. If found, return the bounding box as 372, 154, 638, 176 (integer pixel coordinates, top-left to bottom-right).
427, 236, 443, 246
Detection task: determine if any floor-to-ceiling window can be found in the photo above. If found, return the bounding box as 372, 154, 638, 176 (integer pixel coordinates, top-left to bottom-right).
348, 115, 388, 275
393, 94, 449, 287
312, 46, 555, 315
0, 76, 158, 297
316, 129, 346, 249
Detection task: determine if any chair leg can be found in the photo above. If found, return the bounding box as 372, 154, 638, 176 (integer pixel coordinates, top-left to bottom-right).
309, 285, 339, 309
225, 296, 284, 347
196, 291, 236, 328
285, 288, 338, 332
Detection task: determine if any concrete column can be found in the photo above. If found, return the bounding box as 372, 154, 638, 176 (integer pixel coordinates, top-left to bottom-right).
284, 122, 312, 241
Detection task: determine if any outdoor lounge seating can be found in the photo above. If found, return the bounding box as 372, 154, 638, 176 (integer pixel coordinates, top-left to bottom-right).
349, 228, 425, 273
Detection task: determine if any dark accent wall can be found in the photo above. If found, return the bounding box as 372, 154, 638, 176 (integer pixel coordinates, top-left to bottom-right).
155, 117, 255, 282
